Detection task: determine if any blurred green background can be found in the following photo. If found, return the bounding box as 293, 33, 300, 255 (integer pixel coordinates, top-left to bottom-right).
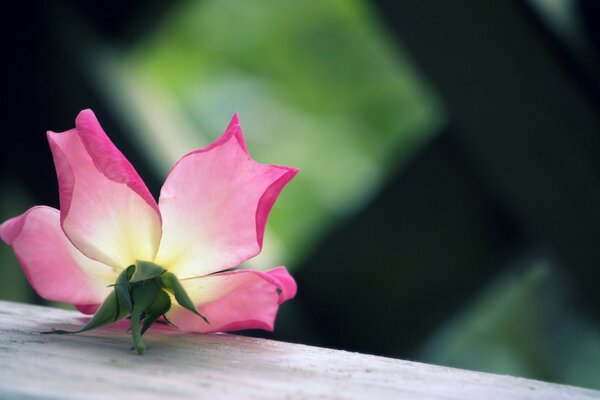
2, 0, 600, 390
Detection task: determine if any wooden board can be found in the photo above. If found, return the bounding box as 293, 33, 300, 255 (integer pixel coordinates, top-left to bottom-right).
0, 300, 597, 399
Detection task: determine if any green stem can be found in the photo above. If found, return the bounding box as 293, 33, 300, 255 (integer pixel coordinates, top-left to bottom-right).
131, 312, 145, 355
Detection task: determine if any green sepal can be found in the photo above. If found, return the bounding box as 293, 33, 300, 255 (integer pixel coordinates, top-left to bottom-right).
141, 289, 172, 335
114, 265, 135, 312
43, 260, 206, 355
130, 260, 166, 283
130, 280, 160, 355
161, 314, 177, 328
160, 272, 209, 324
43, 291, 128, 334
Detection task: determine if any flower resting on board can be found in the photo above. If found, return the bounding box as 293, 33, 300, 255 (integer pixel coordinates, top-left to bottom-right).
0, 110, 298, 354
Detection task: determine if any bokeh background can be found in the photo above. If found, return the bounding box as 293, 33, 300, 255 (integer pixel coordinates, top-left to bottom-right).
2, 0, 600, 389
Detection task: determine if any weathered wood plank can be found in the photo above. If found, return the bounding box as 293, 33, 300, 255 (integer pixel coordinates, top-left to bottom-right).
0, 300, 597, 400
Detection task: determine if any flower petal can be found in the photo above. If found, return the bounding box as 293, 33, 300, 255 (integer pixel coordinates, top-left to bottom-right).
155, 114, 298, 277
47, 109, 162, 268
167, 266, 296, 333
0, 206, 115, 309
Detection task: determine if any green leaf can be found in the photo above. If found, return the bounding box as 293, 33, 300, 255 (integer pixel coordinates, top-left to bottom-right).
44, 291, 128, 334
130, 260, 166, 283
130, 280, 160, 355
160, 272, 209, 324
141, 289, 172, 335
114, 265, 135, 312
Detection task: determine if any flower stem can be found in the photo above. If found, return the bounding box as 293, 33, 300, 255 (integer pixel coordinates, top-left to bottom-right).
131, 312, 145, 355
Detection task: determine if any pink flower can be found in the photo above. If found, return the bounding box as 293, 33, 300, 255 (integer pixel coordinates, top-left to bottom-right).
0, 109, 298, 353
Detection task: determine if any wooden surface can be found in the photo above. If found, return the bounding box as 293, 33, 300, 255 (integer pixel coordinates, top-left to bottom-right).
0, 300, 598, 400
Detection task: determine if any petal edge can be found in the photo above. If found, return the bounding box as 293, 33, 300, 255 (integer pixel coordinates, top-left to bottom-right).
0, 206, 114, 308
156, 115, 298, 277
47, 110, 162, 268
167, 267, 295, 333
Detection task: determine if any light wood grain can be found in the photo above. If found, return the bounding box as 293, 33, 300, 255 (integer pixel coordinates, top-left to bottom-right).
0, 300, 598, 399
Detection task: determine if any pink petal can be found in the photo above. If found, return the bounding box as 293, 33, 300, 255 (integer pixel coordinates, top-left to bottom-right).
47, 110, 162, 268
167, 267, 296, 333
155, 114, 298, 277
264, 266, 298, 302
0, 206, 114, 309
